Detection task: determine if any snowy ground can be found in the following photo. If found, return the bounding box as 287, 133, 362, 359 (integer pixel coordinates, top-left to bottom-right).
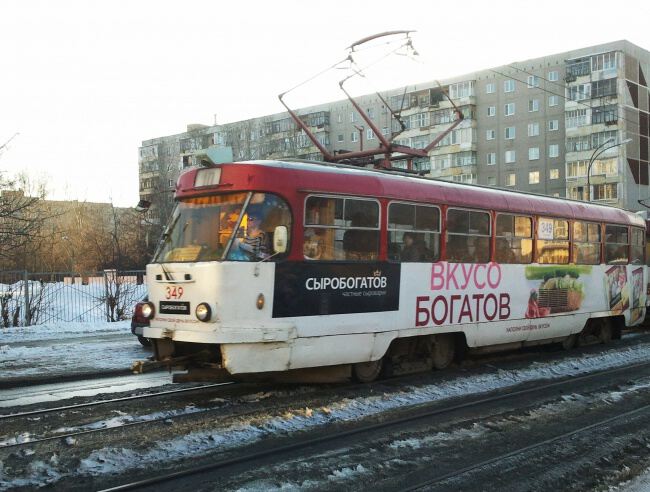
0, 321, 149, 383
4, 338, 650, 489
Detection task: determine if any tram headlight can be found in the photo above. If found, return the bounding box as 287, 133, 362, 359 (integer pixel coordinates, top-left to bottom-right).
141, 302, 155, 320
196, 302, 212, 322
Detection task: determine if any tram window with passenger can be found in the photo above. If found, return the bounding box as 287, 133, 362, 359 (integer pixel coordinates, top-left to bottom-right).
445, 208, 490, 263
303, 195, 379, 261
572, 221, 601, 265
152, 192, 292, 263
227, 193, 292, 261
630, 227, 645, 264
387, 202, 440, 262
536, 217, 569, 264
495, 214, 533, 264
605, 224, 629, 264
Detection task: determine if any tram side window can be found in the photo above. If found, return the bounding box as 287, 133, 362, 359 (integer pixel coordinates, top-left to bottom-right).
536, 218, 569, 264
495, 214, 532, 264
605, 225, 629, 264
572, 221, 601, 265
387, 202, 440, 262
446, 208, 490, 263
303, 196, 379, 261
630, 227, 644, 265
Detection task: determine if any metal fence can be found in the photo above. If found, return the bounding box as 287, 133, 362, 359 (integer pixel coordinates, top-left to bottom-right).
0, 270, 147, 326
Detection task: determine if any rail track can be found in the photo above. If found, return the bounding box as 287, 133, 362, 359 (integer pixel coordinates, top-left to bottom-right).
96, 358, 650, 491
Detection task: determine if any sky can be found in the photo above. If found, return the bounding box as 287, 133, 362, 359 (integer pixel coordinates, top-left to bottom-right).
1, 0, 650, 207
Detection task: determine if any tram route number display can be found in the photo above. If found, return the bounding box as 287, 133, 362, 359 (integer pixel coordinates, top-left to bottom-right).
272, 262, 400, 317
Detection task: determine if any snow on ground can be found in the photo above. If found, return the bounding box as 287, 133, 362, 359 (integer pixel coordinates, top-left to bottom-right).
616, 468, 650, 491
0, 320, 131, 345
0, 336, 145, 378
0, 372, 179, 409
5, 341, 650, 489
0, 320, 147, 382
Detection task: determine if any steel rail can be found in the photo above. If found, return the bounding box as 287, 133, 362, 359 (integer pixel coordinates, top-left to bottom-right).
98, 359, 650, 492
0, 381, 235, 420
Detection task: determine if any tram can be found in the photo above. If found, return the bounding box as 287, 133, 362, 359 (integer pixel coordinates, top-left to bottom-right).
139, 159, 646, 382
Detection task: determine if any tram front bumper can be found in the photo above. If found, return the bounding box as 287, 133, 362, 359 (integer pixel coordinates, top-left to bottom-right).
142, 322, 297, 344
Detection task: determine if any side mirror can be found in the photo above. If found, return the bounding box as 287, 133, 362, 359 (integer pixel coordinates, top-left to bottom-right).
273, 225, 288, 254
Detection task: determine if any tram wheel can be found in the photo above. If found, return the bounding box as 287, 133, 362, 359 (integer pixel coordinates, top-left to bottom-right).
561, 334, 577, 350
431, 334, 455, 370
598, 319, 613, 344
352, 359, 384, 383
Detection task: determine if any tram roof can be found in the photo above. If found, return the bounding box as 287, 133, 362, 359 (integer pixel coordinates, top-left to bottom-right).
177, 160, 645, 228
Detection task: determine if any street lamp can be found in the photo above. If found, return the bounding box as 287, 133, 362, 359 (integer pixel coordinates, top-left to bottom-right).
586, 137, 632, 201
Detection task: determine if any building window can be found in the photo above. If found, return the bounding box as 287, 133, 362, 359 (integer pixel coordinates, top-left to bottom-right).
528, 122, 540, 137
505, 127, 516, 139
367, 108, 375, 119
486, 82, 496, 94
449, 81, 475, 99
594, 183, 618, 201
549, 144, 559, 158
337, 134, 344, 143
487, 106, 496, 117
487, 176, 496, 186
528, 99, 540, 112
529, 147, 540, 160
548, 119, 559, 131
504, 103, 515, 116
527, 75, 540, 88
487, 152, 496, 165
566, 109, 589, 128
592, 52, 617, 72
505, 150, 516, 163
548, 71, 559, 82
505, 173, 516, 186
592, 104, 618, 124
350, 112, 356, 123
381, 127, 389, 136
504, 79, 515, 93
548, 95, 559, 106
529, 171, 540, 184
410, 112, 430, 128
367, 129, 375, 140
549, 168, 559, 180
568, 83, 591, 101
351, 132, 358, 142
486, 129, 496, 140
337, 113, 342, 123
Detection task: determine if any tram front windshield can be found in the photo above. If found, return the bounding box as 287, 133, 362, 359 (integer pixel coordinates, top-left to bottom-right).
153, 192, 291, 263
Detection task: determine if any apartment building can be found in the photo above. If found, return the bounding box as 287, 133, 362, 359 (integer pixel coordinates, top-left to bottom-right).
139, 40, 650, 223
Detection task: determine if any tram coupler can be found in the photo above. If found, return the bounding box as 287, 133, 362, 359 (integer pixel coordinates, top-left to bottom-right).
131, 355, 194, 374
172, 365, 232, 383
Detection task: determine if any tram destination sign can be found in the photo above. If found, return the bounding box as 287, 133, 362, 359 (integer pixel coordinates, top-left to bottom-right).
159, 301, 190, 315
273, 262, 400, 318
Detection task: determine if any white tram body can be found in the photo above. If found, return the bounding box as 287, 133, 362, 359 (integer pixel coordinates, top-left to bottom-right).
142, 160, 647, 379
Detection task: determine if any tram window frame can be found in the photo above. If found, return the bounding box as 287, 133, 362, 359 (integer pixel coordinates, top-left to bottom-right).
536, 217, 570, 264
445, 208, 491, 263
572, 220, 601, 265
495, 214, 533, 264
604, 224, 629, 265
630, 227, 644, 265
303, 194, 380, 261
387, 201, 441, 263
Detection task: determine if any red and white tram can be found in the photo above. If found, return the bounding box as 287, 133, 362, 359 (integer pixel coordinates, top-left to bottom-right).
140, 160, 647, 382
